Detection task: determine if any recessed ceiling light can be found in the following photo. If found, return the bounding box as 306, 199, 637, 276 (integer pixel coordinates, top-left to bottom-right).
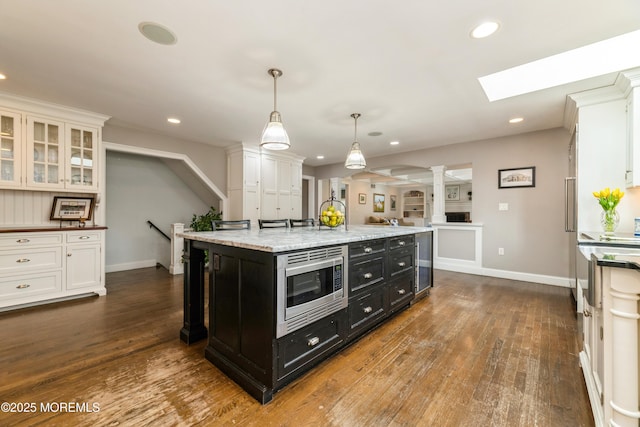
479, 29, 640, 101
368, 131, 383, 137
167, 117, 181, 124
390, 141, 400, 145
509, 117, 524, 124
0, 73, 6, 80
471, 21, 500, 39
139, 22, 177, 45
316, 155, 325, 160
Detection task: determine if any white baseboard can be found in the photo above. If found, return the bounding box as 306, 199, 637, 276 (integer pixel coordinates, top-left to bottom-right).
434, 261, 572, 288
106, 259, 156, 273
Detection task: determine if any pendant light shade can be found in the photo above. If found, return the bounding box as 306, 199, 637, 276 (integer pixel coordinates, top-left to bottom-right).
260, 68, 290, 150
345, 113, 366, 169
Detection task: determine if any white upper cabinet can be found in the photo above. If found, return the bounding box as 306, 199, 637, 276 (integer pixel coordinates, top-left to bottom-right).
0, 93, 109, 193
626, 86, 640, 188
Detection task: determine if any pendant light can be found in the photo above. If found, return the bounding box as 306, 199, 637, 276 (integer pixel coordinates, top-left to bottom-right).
260, 68, 290, 150
344, 113, 366, 169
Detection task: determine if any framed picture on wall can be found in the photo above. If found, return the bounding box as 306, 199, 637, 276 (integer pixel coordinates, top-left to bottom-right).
373, 193, 385, 212
498, 166, 536, 188
445, 185, 460, 201
50, 196, 95, 220
359, 193, 366, 204
390, 195, 397, 211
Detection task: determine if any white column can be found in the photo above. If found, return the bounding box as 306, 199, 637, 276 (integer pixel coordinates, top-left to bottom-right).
605, 267, 640, 427
431, 165, 446, 223
170, 223, 184, 275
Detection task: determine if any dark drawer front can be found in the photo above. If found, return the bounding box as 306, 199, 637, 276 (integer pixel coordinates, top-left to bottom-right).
348, 287, 386, 337
390, 248, 414, 277
389, 235, 414, 251
349, 255, 385, 293
277, 311, 345, 381
349, 239, 386, 259
388, 273, 414, 312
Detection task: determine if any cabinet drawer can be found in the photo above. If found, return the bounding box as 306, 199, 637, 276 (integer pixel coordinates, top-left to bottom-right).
349, 255, 385, 293
390, 249, 414, 276
349, 239, 386, 259
348, 287, 386, 336
0, 247, 62, 274
388, 273, 414, 312
277, 311, 345, 381
0, 233, 63, 248
66, 231, 102, 243
0, 271, 62, 301
389, 235, 414, 250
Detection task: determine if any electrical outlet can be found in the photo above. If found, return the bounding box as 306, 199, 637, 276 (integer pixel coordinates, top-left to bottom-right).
498, 247, 505, 255
498, 203, 509, 211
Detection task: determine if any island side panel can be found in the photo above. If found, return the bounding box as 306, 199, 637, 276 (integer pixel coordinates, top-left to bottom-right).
180, 239, 208, 344
204, 243, 276, 403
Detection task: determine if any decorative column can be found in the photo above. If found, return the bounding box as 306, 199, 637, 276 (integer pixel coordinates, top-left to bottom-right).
604, 267, 640, 427
430, 165, 446, 223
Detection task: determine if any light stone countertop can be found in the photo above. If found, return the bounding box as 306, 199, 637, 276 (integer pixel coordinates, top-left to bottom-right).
178, 225, 432, 253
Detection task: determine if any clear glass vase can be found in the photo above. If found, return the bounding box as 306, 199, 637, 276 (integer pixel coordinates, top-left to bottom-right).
600, 209, 620, 235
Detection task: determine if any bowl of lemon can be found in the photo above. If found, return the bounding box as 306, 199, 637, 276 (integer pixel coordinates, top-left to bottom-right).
320, 205, 344, 228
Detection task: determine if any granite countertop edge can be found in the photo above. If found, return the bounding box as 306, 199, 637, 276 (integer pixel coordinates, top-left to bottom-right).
178, 225, 432, 253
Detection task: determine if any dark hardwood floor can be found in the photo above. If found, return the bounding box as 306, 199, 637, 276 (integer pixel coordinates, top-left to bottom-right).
0, 268, 593, 426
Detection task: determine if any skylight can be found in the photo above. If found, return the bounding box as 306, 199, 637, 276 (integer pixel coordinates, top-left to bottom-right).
478, 29, 640, 102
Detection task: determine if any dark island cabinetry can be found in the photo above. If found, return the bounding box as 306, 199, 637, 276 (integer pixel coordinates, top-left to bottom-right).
179, 226, 432, 404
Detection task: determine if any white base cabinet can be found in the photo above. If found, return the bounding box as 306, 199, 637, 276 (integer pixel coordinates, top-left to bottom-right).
0, 228, 106, 311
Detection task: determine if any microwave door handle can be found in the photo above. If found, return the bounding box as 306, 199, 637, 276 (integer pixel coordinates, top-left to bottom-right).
285, 257, 340, 277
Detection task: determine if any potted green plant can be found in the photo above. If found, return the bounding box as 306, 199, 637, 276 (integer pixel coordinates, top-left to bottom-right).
189, 206, 222, 231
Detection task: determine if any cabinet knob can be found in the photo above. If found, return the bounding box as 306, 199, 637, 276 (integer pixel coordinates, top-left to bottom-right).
67, 253, 72, 257
307, 337, 320, 347
16, 258, 30, 263
398, 261, 406, 267
363, 272, 373, 279
363, 306, 373, 314
583, 309, 591, 317
398, 289, 406, 295
16, 284, 30, 289
399, 241, 405, 246
364, 247, 372, 253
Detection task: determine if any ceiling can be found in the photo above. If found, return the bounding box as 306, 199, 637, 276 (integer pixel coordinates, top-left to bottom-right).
2, 1, 639, 168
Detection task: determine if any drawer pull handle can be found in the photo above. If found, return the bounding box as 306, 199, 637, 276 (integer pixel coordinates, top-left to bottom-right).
399, 241, 405, 246
583, 309, 591, 318
363, 272, 373, 279
16, 239, 30, 243
398, 289, 406, 295
16, 258, 30, 263
78, 236, 91, 240
363, 306, 373, 314
307, 337, 320, 347
364, 247, 372, 253
398, 261, 406, 267
16, 284, 30, 289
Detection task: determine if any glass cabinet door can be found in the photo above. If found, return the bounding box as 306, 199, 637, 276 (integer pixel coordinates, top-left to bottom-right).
0, 110, 22, 187
66, 124, 97, 190
27, 117, 64, 189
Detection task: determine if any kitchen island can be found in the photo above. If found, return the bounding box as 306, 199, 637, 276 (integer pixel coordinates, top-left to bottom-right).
178, 225, 432, 403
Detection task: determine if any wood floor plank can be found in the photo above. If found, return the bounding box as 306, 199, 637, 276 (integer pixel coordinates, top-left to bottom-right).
0, 268, 594, 426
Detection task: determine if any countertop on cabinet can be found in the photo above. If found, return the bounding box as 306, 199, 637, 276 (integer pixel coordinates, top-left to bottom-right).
578, 230, 640, 248
178, 225, 432, 253
0, 225, 108, 233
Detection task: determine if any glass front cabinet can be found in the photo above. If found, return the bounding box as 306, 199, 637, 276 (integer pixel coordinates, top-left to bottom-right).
0, 110, 23, 188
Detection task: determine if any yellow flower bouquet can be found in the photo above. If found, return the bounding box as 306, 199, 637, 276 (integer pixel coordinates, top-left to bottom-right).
593, 187, 624, 234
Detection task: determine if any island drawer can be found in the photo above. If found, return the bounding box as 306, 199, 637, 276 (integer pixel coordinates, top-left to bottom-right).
389, 235, 414, 251
277, 310, 346, 381
348, 286, 386, 338
0, 247, 63, 274
389, 247, 414, 277
0, 271, 62, 301
349, 254, 385, 293
388, 273, 414, 312
349, 239, 386, 259
66, 231, 102, 243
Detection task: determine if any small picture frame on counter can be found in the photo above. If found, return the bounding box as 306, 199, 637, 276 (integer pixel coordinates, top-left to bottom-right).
50, 196, 95, 221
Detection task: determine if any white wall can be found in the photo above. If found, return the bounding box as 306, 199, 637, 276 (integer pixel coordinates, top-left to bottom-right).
105, 151, 214, 272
